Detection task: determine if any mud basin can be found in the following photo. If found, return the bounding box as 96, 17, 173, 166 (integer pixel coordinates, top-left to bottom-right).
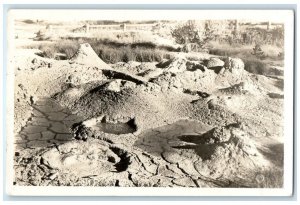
95, 118, 137, 135
96, 122, 136, 135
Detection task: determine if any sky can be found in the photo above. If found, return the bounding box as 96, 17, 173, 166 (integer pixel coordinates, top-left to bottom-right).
9, 9, 290, 23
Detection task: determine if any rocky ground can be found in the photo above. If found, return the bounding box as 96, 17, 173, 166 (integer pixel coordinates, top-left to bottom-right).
12, 43, 284, 188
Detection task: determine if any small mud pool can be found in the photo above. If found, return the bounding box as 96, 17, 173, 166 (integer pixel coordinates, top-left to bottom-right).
96, 122, 136, 135
95, 118, 137, 135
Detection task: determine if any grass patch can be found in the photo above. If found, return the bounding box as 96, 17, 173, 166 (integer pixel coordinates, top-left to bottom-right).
29, 38, 174, 63
33, 40, 80, 59
243, 58, 269, 75
243, 58, 283, 76
97, 46, 169, 64
208, 42, 284, 76
63, 37, 178, 52
208, 41, 283, 60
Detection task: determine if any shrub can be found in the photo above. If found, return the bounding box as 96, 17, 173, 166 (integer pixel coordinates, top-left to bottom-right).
171, 20, 215, 51
251, 44, 267, 60
171, 21, 202, 46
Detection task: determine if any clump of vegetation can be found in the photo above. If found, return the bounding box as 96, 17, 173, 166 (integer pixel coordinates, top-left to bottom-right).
171, 21, 201, 45
220, 25, 284, 47
251, 44, 267, 60
171, 20, 215, 52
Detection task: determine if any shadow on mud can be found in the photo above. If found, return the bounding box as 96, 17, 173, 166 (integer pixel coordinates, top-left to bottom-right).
258, 143, 284, 167
133, 119, 211, 158
15, 97, 83, 149
268, 93, 284, 99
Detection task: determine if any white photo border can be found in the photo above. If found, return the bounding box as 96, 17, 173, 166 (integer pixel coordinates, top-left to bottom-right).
2, 5, 296, 199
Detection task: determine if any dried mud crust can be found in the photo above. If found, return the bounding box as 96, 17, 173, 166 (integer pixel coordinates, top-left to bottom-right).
14, 98, 84, 151
14, 120, 273, 187
13, 43, 284, 187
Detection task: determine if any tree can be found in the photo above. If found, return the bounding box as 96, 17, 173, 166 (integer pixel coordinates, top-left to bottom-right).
171, 20, 215, 51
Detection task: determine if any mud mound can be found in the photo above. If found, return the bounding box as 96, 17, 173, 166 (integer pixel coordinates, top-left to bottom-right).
224, 57, 245, 74
41, 139, 120, 177
151, 57, 253, 94
177, 124, 268, 180
151, 69, 216, 92
134, 120, 269, 186
152, 57, 213, 91
14, 139, 134, 186
70, 43, 111, 69
54, 79, 195, 133
214, 67, 246, 88
207, 57, 224, 69
156, 58, 207, 73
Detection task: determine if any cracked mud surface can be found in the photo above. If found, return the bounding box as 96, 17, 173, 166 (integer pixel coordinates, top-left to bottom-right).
13, 44, 284, 188
15, 98, 83, 151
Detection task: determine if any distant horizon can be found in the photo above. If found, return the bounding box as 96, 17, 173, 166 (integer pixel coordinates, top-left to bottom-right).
15, 19, 284, 27
9, 9, 288, 23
